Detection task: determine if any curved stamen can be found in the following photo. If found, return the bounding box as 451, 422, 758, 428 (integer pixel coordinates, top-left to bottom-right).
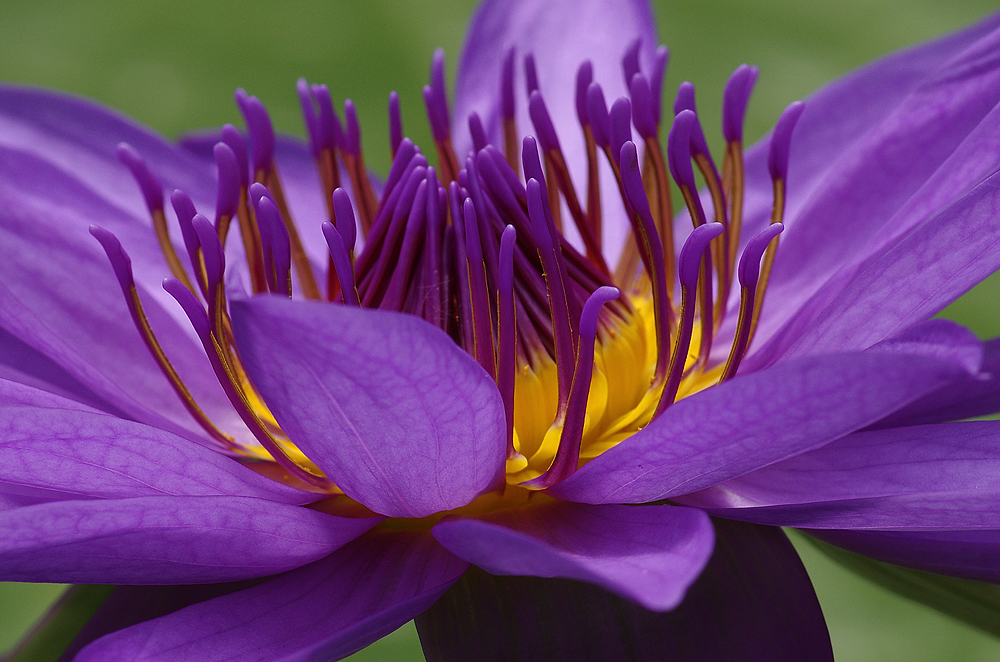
220, 126, 266, 294
621, 38, 641, 87
322, 222, 359, 307
523, 285, 620, 489
116, 143, 195, 294
213, 142, 241, 242
649, 45, 670, 127
169, 190, 208, 300
469, 112, 489, 153
658, 223, 724, 415
722, 64, 760, 281
388, 91, 403, 159
722, 223, 784, 381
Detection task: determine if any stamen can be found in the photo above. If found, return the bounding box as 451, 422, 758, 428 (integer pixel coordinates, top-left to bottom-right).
213, 142, 241, 242
462, 197, 497, 378
722, 223, 784, 381
658, 222, 724, 414
501, 47, 519, 174
450, 182, 475, 351
524, 53, 539, 95
497, 225, 519, 462
528, 90, 609, 276
526, 177, 576, 416
523, 285, 620, 489
381, 180, 428, 312
469, 112, 489, 152
721, 64, 759, 282
169, 190, 209, 299
342, 99, 379, 234
252, 195, 293, 299
668, 110, 715, 368
333, 187, 358, 256
115, 143, 194, 293
621, 38, 641, 88
575, 61, 602, 254
750, 101, 804, 340
220, 125, 266, 295
422, 168, 446, 328
89, 225, 235, 450
619, 141, 672, 386
322, 221, 359, 306
162, 277, 332, 489
649, 45, 670, 127
296, 78, 322, 159
389, 91, 403, 159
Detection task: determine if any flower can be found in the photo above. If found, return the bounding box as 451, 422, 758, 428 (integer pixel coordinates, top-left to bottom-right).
3, 1, 1000, 661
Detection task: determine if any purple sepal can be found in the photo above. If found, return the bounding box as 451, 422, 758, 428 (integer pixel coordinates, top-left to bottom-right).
622, 37, 642, 87
343, 99, 362, 155
768, 101, 806, 182
738, 223, 784, 287
650, 45, 669, 126
220, 124, 250, 188
389, 91, 402, 156
629, 73, 656, 139
528, 91, 561, 153
332, 187, 358, 253
575, 60, 594, 126
234, 90, 275, 175
722, 64, 760, 144
296, 78, 321, 157
501, 46, 516, 120
469, 112, 488, 152
608, 97, 633, 166
418, 519, 832, 662
524, 52, 539, 95
667, 110, 698, 190
586, 83, 611, 148
115, 143, 163, 212
212, 143, 240, 220
679, 222, 724, 288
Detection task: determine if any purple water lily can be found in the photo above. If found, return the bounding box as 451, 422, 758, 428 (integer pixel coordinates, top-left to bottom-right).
3, 0, 1000, 660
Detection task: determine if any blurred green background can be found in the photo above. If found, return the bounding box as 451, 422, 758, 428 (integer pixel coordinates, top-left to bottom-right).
1, 0, 999, 659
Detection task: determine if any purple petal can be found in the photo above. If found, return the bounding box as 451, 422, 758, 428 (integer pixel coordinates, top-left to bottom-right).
736, 18, 1000, 366
0, 495, 377, 583
681, 421, 1000, 530
453, 0, 657, 262
432, 501, 713, 611
0, 404, 314, 504
75, 530, 467, 662
809, 528, 1000, 584
551, 332, 979, 505
417, 518, 831, 662
230, 296, 506, 518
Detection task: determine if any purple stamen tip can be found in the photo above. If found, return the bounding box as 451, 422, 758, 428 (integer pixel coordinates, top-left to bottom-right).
469, 112, 488, 152
521, 136, 545, 189
430, 48, 451, 130
389, 91, 403, 155
343, 99, 362, 155
672, 83, 712, 159
608, 97, 633, 166
499, 224, 516, 292
586, 83, 610, 148
332, 188, 358, 253
423, 85, 449, 143
501, 47, 516, 120
296, 78, 321, 157
213, 143, 240, 220
679, 222, 724, 288
163, 277, 211, 338
312, 84, 342, 152
575, 61, 594, 126
619, 141, 651, 220
322, 221, 358, 306
581, 286, 621, 337
738, 223, 784, 287
525, 178, 553, 252
171, 190, 202, 283
768, 101, 805, 183
192, 213, 225, 290
528, 91, 561, 153
622, 38, 642, 87
89, 225, 133, 290
524, 53, 540, 95
650, 45, 669, 126
722, 64, 760, 144
115, 143, 163, 212
221, 125, 250, 188
667, 110, 697, 190
248, 182, 275, 207
235, 91, 275, 174
629, 74, 656, 139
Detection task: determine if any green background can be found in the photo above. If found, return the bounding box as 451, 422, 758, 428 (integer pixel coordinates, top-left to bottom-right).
2, 0, 1000, 659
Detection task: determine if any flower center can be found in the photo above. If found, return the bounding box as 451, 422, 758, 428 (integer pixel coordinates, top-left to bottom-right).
95, 41, 802, 504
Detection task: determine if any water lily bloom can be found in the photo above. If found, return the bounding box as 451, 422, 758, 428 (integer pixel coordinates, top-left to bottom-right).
4, 0, 1000, 660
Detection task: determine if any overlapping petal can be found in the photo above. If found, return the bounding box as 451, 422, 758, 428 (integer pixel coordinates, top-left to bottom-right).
551, 326, 979, 504
432, 501, 713, 610
680, 422, 1000, 530
74, 530, 468, 662
0, 495, 377, 584
230, 296, 506, 518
